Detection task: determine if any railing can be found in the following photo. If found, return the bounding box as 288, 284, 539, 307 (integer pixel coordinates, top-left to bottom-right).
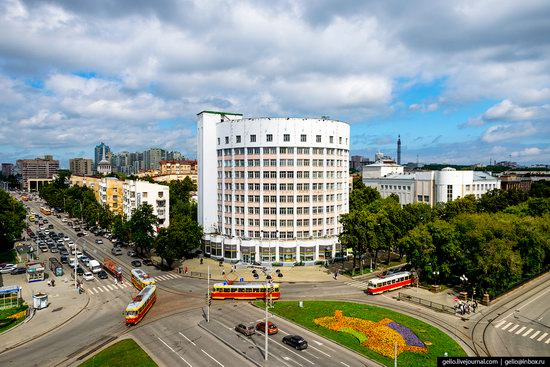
397, 292, 456, 314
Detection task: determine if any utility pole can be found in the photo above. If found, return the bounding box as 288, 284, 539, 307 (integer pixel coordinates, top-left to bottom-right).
207, 265, 210, 323
264, 278, 269, 361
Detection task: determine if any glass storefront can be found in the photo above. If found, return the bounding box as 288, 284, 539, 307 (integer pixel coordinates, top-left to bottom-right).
224, 244, 237, 260
279, 247, 296, 263
259, 247, 276, 262
318, 245, 333, 260
240, 246, 256, 263
211, 242, 222, 257
335, 242, 345, 259
299, 246, 315, 262
203, 240, 211, 255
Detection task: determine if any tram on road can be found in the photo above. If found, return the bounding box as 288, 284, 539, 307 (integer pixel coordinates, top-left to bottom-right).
366, 271, 415, 295
124, 285, 157, 325
211, 282, 281, 300
131, 268, 156, 290
40, 207, 52, 215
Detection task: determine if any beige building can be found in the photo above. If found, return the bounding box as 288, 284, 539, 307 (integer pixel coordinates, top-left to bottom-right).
69, 158, 93, 176
70, 176, 100, 201
99, 177, 124, 215
17, 156, 59, 191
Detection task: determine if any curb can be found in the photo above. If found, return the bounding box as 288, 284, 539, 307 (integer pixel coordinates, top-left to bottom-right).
0, 290, 91, 355
198, 320, 262, 367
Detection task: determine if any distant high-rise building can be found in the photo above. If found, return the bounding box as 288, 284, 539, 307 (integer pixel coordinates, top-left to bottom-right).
143, 148, 166, 170
397, 135, 401, 165
94, 142, 111, 170
16, 156, 59, 191
69, 158, 93, 176
97, 145, 112, 175
1, 163, 14, 177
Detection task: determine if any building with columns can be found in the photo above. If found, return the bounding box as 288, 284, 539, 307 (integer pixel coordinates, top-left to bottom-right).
198, 111, 350, 264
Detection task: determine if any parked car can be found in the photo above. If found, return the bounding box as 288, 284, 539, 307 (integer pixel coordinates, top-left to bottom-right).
50, 247, 59, 253
127, 250, 137, 257
0, 264, 16, 274
97, 270, 108, 279
76, 232, 84, 237
82, 271, 94, 281
142, 259, 153, 266
111, 247, 122, 256
10, 267, 27, 275
76, 266, 84, 276
282, 335, 308, 350
256, 321, 278, 335
235, 324, 255, 336
63, 235, 70, 241
131, 260, 142, 267
95, 239, 103, 244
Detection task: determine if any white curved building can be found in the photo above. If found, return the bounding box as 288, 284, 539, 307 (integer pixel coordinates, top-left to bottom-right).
197, 111, 350, 264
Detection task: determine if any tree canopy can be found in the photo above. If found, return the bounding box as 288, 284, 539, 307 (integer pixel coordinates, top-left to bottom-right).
0, 190, 26, 252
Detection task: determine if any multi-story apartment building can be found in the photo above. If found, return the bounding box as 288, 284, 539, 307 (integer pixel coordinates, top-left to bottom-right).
363, 164, 500, 206
156, 160, 198, 185
99, 177, 124, 216
69, 158, 93, 176
123, 180, 169, 229
16, 156, 59, 191
1, 163, 14, 177
198, 111, 350, 264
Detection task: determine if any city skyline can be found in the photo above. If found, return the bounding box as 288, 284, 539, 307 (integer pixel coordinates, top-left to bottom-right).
0, 1, 549, 166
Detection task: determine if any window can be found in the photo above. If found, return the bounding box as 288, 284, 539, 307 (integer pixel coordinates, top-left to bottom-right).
284, 134, 290, 142
339, 137, 342, 144
217, 138, 220, 145
329, 136, 334, 143
225, 136, 229, 144
250, 134, 256, 142
301, 134, 307, 142
447, 185, 453, 202
266, 134, 273, 142
316, 135, 321, 143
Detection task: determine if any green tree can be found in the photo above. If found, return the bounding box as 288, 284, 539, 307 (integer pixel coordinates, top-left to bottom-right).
0, 190, 26, 252
112, 214, 130, 243
529, 180, 550, 198
154, 216, 203, 268
128, 204, 158, 256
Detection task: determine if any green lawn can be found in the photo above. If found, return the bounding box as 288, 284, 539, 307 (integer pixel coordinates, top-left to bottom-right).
79, 339, 157, 367
0, 304, 28, 334
261, 300, 466, 367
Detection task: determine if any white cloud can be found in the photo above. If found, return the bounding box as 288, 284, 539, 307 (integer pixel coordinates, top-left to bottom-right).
409, 103, 438, 112
510, 147, 542, 157
481, 122, 537, 143
483, 99, 547, 121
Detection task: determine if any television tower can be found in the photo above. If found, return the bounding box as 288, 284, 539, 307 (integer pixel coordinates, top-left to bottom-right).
397, 135, 401, 165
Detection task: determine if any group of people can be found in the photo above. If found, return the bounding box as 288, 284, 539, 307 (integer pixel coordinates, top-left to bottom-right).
47, 279, 55, 287
455, 299, 478, 315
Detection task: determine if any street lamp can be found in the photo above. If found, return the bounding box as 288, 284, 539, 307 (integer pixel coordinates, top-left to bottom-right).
433, 271, 440, 286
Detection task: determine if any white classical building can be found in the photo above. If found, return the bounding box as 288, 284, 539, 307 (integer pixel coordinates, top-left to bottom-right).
363, 164, 500, 206
123, 180, 170, 229
198, 111, 350, 264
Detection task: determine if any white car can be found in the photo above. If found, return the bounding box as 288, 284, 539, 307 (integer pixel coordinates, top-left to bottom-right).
67, 241, 74, 246
82, 271, 94, 281
61, 218, 67, 222
75, 250, 83, 258
63, 236, 70, 241
0, 264, 16, 274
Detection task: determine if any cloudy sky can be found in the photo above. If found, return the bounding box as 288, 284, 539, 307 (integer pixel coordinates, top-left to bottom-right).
1, 0, 549, 167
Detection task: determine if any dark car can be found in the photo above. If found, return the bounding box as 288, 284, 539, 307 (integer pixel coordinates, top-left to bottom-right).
76, 232, 84, 237
282, 335, 308, 350
131, 260, 142, 267
60, 249, 69, 256
95, 239, 103, 244
76, 266, 84, 276
98, 270, 109, 279
256, 321, 278, 335
10, 267, 27, 275
60, 255, 68, 264
127, 250, 137, 257
142, 259, 153, 266
235, 323, 255, 336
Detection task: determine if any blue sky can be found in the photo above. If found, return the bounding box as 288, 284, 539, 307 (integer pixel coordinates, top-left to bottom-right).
0, 0, 549, 168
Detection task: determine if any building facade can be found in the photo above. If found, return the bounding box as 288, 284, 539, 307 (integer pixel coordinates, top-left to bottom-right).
94, 142, 111, 171
16, 157, 59, 191
198, 111, 350, 264
99, 178, 124, 216
69, 158, 93, 176
1, 163, 14, 177
123, 180, 169, 229
363, 165, 500, 206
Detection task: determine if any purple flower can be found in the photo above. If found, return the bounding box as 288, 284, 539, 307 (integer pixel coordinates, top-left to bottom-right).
386, 322, 425, 348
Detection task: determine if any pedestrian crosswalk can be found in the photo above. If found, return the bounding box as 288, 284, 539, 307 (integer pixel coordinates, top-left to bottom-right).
85, 272, 183, 296
493, 319, 550, 344
344, 280, 368, 290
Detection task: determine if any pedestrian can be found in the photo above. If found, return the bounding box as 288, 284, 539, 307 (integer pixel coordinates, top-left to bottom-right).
51, 279, 55, 287
114, 277, 118, 285
222, 269, 225, 276
334, 270, 338, 280
200, 258, 203, 265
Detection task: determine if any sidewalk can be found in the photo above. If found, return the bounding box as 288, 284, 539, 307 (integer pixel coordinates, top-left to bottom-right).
176, 257, 337, 283
0, 275, 89, 354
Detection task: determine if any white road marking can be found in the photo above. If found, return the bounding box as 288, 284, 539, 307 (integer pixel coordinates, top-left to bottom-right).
546, 337, 550, 344
340, 362, 351, 367
97, 287, 104, 293
179, 332, 196, 346
280, 344, 315, 365
530, 331, 540, 339
283, 356, 303, 367
313, 340, 323, 346
494, 320, 506, 328
158, 337, 192, 367
106, 285, 114, 291
501, 322, 513, 331
503, 287, 550, 319
522, 328, 533, 337
303, 350, 319, 359
537, 332, 548, 342
508, 324, 519, 332
309, 345, 330, 357
515, 326, 526, 335
201, 349, 224, 367
102, 286, 110, 292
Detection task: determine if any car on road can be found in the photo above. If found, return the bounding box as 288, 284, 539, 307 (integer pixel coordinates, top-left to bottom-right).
10, 267, 27, 275
95, 239, 103, 244
76, 266, 84, 276
111, 247, 122, 256
131, 260, 142, 267
63, 235, 70, 241
127, 250, 137, 257
62, 217, 67, 222
82, 271, 94, 281
39, 244, 49, 252
76, 232, 84, 237
282, 335, 308, 350
235, 324, 255, 336
82, 231, 88, 236
0, 264, 16, 274
256, 321, 278, 335
67, 241, 74, 246
60, 249, 69, 256
142, 259, 153, 266
50, 247, 59, 253
97, 270, 108, 279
